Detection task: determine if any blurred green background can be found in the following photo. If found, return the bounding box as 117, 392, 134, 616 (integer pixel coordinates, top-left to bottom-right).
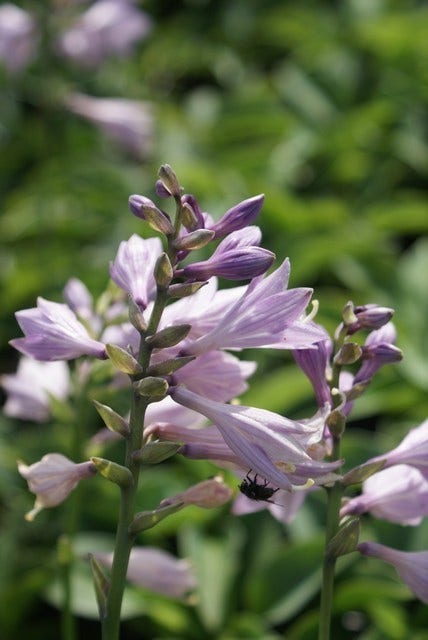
1, 1, 428, 638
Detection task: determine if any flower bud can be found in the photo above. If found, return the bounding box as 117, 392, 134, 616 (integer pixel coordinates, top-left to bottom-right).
133, 376, 169, 399
174, 229, 215, 251
106, 344, 142, 375
92, 400, 130, 438
148, 356, 195, 376
129, 502, 184, 535
326, 409, 346, 438
333, 342, 362, 365
128, 195, 174, 235
158, 164, 181, 198
91, 457, 133, 489
160, 475, 233, 509
133, 441, 182, 464
341, 459, 387, 486
209, 194, 265, 238
180, 202, 199, 230
145, 324, 191, 349
326, 518, 360, 558
128, 296, 148, 332
154, 253, 173, 289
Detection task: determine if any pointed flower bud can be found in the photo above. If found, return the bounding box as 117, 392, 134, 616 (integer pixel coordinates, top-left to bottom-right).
145, 324, 191, 349
18, 454, 96, 521
346, 304, 395, 335
128, 195, 174, 234
133, 376, 169, 399
174, 229, 215, 251
160, 475, 233, 509
209, 194, 265, 239
91, 457, 133, 489
158, 164, 181, 198
106, 344, 142, 375
147, 356, 195, 376
333, 342, 362, 365
341, 459, 386, 486
134, 440, 182, 464
358, 541, 428, 604
326, 517, 360, 558
92, 400, 130, 438
154, 253, 173, 289
129, 502, 184, 534
180, 201, 199, 230
167, 281, 208, 299
128, 296, 148, 332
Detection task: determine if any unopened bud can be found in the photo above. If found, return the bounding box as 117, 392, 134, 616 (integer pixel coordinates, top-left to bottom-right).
142, 204, 174, 236
342, 459, 387, 486
154, 253, 173, 289
346, 380, 371, 401
326, 409, 346, 437
342, 301, 358, 327
160, 475, 233, 509
106, 344, 142, 375
128, 297, 148, 332
91, 457, 133, 489
326, 517, 360, 558
180, 202, 199, 230
145, 324, 191, 349
133, 376, 169, 399
174, 229, 215, 251
158, 164, 181, 198
92, 400, 130, 438
134, 441, 182, 464
334, 342, 362, 365
168, 281, 207, 298
148, 356, 195, 376
129, 502, 184, 535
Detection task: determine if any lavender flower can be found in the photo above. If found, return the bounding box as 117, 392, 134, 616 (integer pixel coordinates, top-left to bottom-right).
170, 386, 341, 490
18, 454, 96, 521
0, 3, 38, 74
346, 304, 395, 334
367, 419, 428, 480
160, 475, 233, 509
2, 357, 70, 422
341, 465, 428, 525
65, 93, 153, 158
358, 542, 428, 604
109, 234, 162, 308
10, 298, 107, 361
58, 0, 152, 68
293, 331, 333, 408
353, 322, 403, 384
232, 485, 307, 524
98, 547, 196, 599
208, 195, 265, 238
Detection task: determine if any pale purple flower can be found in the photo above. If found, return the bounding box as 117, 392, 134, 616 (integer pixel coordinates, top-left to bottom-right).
184, 259, 324, 355
367, 419, 428, 480
18, 453, 96, 520
341, 465, 428, 525
160, 475, 233, 509
170, 386, 341, 490
346, 304, 395, 335
2, 357, 70, 422
208, 195, 265, 239
171, 351, 256, 402
98, 547, 196, 599
353, 322, 403, 384
65, 93, 153, 157
58, 0, 152, 68
0, 4, 38, 74
109, 234, 162, 308
293, 331, 333, 408
10, 297, 107, 361
358, 541, 428, 604
232, 485, 307, 525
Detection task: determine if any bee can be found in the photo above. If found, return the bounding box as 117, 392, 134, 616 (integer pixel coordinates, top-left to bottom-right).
238, 471, 279, 503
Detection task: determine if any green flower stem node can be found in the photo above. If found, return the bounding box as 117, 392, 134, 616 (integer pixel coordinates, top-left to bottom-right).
145, 324, 191, 348
89, 554, 110, 620
168, 281, 207, 298
133, 376, 169, 399
158, 164, 181, 198
326, 517, 360, 559
129, 502, 184, 535
148, 356, 195, 376
326, 409, 346, 437
342, 459, 387, 486
133, 440, 182, 464
173, 228, 215, 251
105, 344, 143, 375
154, 253, 173, 289
91, 457, 134, 489
92, 400, 130, 438
333, 342, 362, 365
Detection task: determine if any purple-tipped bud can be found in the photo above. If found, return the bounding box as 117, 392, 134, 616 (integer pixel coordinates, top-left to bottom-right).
155, 179, 172, 198
209, 194, 265, 239
181, 194, 205, 228
128, 194, 157, 219
128, 194, 174, 235
347, 304, 395, 335
180, 246, 275, 281
158, 164, 181, 198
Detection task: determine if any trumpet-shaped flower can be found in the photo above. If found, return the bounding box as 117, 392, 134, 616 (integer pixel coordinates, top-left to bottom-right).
293, 331, 333, 408
109, 234, 162, 308
170, 386, 341, 490
2, 357, 70, 422
341, 465, 428, 525
353, 322, 402, 384
98, 547, 196, 600
18, 453, 96, 521
11, 298, 107, 361
358, 541, 428, 604
367, 419, 428, 480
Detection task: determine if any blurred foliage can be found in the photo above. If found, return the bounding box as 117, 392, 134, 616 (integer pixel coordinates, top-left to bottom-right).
1, 0, 428, 639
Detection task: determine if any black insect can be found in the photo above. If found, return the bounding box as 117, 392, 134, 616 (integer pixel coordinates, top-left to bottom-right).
238, 471, 279, 503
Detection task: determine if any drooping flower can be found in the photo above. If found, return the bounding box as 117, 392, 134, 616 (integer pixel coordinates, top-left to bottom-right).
11, 298, 107, 361
58, 0, 152, 68
0, 3, 38, 74
2, 357, 70, 422
358, 541, 428, 604
97, 547, 196, 600
109, 234, 162, 308
160, 475, 233, 509
293, 331, 333, 408
18, 454, 96, 521
170, 386, 341, 490
341, 465, 428, 525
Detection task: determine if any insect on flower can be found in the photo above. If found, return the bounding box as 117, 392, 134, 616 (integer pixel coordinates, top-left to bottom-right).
238, 471, 279, 503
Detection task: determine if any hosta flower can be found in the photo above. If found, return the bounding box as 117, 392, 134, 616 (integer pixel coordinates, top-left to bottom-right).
160, 475, 233, 509
170, 386, 341, 490
208, 194, 265, 238
341, 465, 428, 525
110, 234, 162, 308
358, 541, 428, 604
346, 304, 394, 334
2, 357, 70, 422
98, 547, 196, 599
18, 454, 96, 521
367, 419, 428, 480
293, 331, 333, 408
58, 0, 152, 68
10, 298, 107, 361
185, 259, 324, 354
353, 322, 402, 384
0, 3, 38, 74
232, 484, 307, 525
